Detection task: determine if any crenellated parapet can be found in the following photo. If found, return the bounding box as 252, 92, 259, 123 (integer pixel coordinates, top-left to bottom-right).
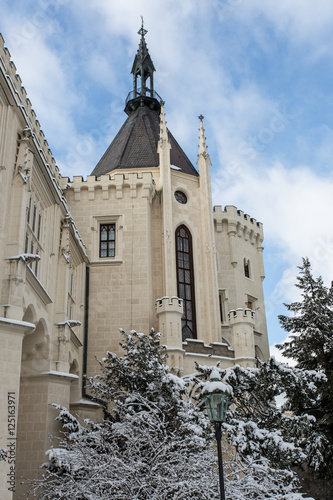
155, 295, 183, 312
213, 205, 264, 246
62, 171, 156, 203
213, 204, 265, 273
228, 308, 255, 324
0, 34, 61, 183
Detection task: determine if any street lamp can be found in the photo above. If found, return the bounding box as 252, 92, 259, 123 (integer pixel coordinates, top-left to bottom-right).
202, 368, 231, 500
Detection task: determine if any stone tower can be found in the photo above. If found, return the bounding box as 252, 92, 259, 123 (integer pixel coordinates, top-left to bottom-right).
64, 23, 269, 377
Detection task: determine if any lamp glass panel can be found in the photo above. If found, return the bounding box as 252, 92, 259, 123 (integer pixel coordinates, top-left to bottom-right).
203, 392, 229, 422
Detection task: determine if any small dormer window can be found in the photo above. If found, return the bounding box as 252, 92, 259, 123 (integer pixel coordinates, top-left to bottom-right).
175, 191, 187, 204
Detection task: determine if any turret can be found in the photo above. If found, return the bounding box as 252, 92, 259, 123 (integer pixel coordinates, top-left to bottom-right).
125, 19, 162, 115
91, 21, 197, 178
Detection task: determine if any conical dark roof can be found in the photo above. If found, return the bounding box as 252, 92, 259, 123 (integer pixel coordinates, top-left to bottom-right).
91, 106, 198, 177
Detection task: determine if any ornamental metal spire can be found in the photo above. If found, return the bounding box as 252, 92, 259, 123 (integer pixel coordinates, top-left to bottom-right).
125, 19, 162, 115
138, 17, 147, 40
137, 16, 148, 60
131, 18, 155, 98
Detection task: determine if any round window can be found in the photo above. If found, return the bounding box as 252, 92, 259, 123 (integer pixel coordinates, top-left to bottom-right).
174, 190, 187, 204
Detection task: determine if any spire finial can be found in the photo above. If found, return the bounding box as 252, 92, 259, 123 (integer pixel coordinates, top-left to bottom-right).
138, 16, 148, 38
137, 17, 149, 61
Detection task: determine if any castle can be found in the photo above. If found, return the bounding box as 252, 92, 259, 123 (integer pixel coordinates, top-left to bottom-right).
0, 26, 269, 499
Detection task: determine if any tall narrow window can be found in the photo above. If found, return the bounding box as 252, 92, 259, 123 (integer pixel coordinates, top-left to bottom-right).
27, 198, 32, 223
32, 205, 37, 233
37, 214, 42, 240
100, 223, 116, 258
176, 225, 196, 341
35, 250, 39, 276
244, 258, 250, 278
219, 290, 226, 324
29, 241, 34, 269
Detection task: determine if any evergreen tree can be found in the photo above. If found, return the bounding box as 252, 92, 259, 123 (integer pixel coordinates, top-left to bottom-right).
277, 257, 333, 479
32, 330, 218, 499
32, 330, 313, 499
194, 359, 318, 498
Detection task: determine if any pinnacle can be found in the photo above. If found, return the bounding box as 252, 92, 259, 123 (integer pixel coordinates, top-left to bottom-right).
198, 114, 208, 156
159, 102, 169, 144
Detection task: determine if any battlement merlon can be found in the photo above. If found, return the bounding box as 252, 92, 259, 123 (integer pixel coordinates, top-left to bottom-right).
64, 172, 156, 202
155, 296, 184, 313
213, 204, 264, 245
228, 308, 255, 324
0, 33, 61, 182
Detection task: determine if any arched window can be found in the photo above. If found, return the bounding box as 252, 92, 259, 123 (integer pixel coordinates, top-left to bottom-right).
175, 225, 196, 341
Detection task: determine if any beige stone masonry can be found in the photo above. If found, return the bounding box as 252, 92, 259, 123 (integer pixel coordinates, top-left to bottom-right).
183, 338, 234, 358
0, 318, 35, 500
6, 257, 31, 317
158, 105, 177, 300
67, 171, 156, 203
214, 205, 263, 245
155, 296, 183, 349
197, 118, 220, 345
228, 308, 256, 362
15, 371, 79, 499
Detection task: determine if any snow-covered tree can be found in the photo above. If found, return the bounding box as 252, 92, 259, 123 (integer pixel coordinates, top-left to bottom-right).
194, 359, 319, 497
32, 330, 218, 499
277, 258, 333, 480
32, 330, 313, 499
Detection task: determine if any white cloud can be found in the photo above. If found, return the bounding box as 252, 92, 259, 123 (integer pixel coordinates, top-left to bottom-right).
270, 343, 296, 366
227, 0, 333, 49
2, 11, 85, 157
212, 160, 333, 325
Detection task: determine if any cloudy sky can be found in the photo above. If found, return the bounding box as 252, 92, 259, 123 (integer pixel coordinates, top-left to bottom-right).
1, 0, 333, 355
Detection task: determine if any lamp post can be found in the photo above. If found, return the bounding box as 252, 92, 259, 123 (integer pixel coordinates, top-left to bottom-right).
202, 368, 231, 500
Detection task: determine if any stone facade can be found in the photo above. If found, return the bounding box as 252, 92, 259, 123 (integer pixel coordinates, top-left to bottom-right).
0, 34, 89, 499
0, 30, 269, 499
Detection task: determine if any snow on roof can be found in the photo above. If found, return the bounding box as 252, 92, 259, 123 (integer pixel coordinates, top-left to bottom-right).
56, 320, 81, 327
0, 316, 35, 329
202, 380, 233, 395
41, 370, 79, 379
8, 253, 40, 262
202, 368, 233, 395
